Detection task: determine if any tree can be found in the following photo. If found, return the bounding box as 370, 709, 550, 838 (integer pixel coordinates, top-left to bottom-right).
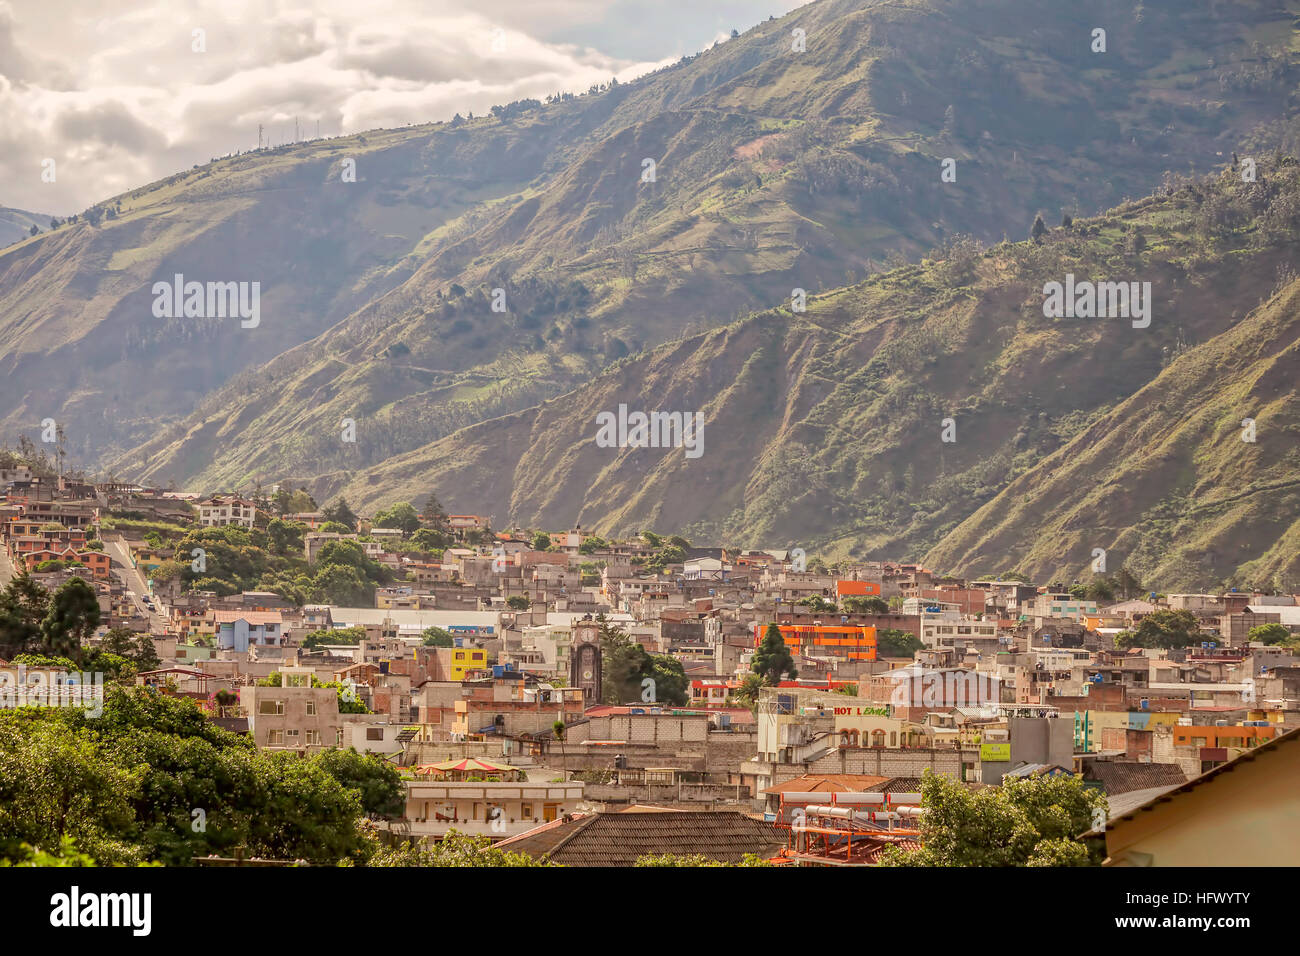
1114, 565, 1143, 600
1030, 214, 1048, 242
732, 672, 766, 709
0, 719, 142, 865
506, 595, 531, 611
751, 623, 797, 683
313, 749, 404, 818
880, 771, 1106, 867
877, 628, 924, 659
636, 852, 773, 867
842, 596, 890, 614
374, 502, 420, 535
1085, 577, 1115, 603
1248, 623, 1292, 646
421, 626, 454, 647
0, 573, 50, 657
302, 625, 366, 649
410, 528, 450, 552
321, 497, 357, 531
101, 628, 160, 671
41, 578, 100, 666
420, 493, 450, 531
266, 518, 306, 556
1114, 609, 1201, 650
531, 532, 552, 551
797, 595, 837, 613
367, 830, 552, 866
553, 721, 566, 776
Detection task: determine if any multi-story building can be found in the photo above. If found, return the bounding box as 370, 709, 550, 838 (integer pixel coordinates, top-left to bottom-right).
198, 495, 256, 528
213, 610, 284, 652
400, 772, 583, 840
240, 668, 341, 753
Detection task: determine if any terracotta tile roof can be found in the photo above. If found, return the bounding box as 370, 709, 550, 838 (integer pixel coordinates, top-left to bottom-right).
497, 809, 783, 867
764, 774, 891, 794
1084, 761, 1187, 795
865, 776, 926, 793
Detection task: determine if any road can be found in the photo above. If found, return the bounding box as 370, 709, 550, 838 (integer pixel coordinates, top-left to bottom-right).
105, 538, 168, 631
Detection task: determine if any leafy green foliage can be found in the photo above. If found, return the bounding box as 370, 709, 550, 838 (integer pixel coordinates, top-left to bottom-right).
876, 628, 924, 659
0, 689, 386, 865
302, 625, 366, 649
41, 578, 100, 665
1248, 622, 1293, 646
881, 771, 1107, 867
421, 626, 454, 647
373, 501, 420, 534
1114, 609, 1203, 649
599, 620, 688, 705
751, 623, 797, 683
635, 852, 773, 867
367, 830, 554, 866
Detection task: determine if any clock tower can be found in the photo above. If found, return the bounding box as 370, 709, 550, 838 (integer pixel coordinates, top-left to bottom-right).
569, 618, 602, 704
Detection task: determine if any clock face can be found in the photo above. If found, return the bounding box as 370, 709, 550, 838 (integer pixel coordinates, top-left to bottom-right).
583, 670, 593, 681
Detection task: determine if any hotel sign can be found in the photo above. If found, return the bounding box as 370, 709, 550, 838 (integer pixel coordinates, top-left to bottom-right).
834, 706, 891, 717
979, 743, 1011, 761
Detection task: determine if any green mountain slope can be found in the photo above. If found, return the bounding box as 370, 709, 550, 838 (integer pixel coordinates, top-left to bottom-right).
0, 208, 50, 248
106, 0, 1300, 489
334, 156, 1300, 591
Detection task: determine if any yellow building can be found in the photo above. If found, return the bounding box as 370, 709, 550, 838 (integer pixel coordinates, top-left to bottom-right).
831, 703, 929, 749
1088, 727, 1300, 866
445, 647, 488, 681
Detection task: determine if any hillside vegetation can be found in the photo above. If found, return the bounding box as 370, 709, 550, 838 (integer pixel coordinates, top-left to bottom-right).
337, 154, 1300, 592
90, 0, 1299, 490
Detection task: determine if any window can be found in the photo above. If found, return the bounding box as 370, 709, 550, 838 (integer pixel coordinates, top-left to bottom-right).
366, 727, 384, 741
259, 699, 284, 715
305, 700, 317, 716
267, 730, 284, 746
286, 729, 300, 740
522, 803, 533, 819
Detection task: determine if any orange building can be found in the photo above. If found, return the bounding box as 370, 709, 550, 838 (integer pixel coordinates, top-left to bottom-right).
756, 623, 877, 661
1172, 725, 1277, 749
836, 580, 882, 599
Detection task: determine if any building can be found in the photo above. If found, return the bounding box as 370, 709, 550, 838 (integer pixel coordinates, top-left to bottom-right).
240, 668, 342, 753
197, 495, 256, 528
1085, 727, 1300, 865
399, 759, 583, 840
755, 623, 878, 662
213, 610, 284, 652
495, 808, 784, 866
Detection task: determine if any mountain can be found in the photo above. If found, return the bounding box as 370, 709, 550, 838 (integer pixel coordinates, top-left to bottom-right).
0, 208, 50, 247
95, 0, 1300, 490
333, 154, 1300, 592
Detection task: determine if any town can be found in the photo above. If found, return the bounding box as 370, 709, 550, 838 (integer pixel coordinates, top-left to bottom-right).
2, 462, 1296, 867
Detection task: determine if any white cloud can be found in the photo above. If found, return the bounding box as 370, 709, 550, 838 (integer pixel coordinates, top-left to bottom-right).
0, 0, 714, 214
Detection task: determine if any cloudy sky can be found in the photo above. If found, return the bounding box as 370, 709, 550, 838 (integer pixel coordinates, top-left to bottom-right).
0, 0, 809, 216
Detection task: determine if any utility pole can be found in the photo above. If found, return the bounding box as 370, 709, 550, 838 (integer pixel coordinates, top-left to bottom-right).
258, 123, 263, 149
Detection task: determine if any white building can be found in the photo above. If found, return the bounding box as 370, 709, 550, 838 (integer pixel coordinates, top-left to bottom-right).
198, 495, 256, 528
